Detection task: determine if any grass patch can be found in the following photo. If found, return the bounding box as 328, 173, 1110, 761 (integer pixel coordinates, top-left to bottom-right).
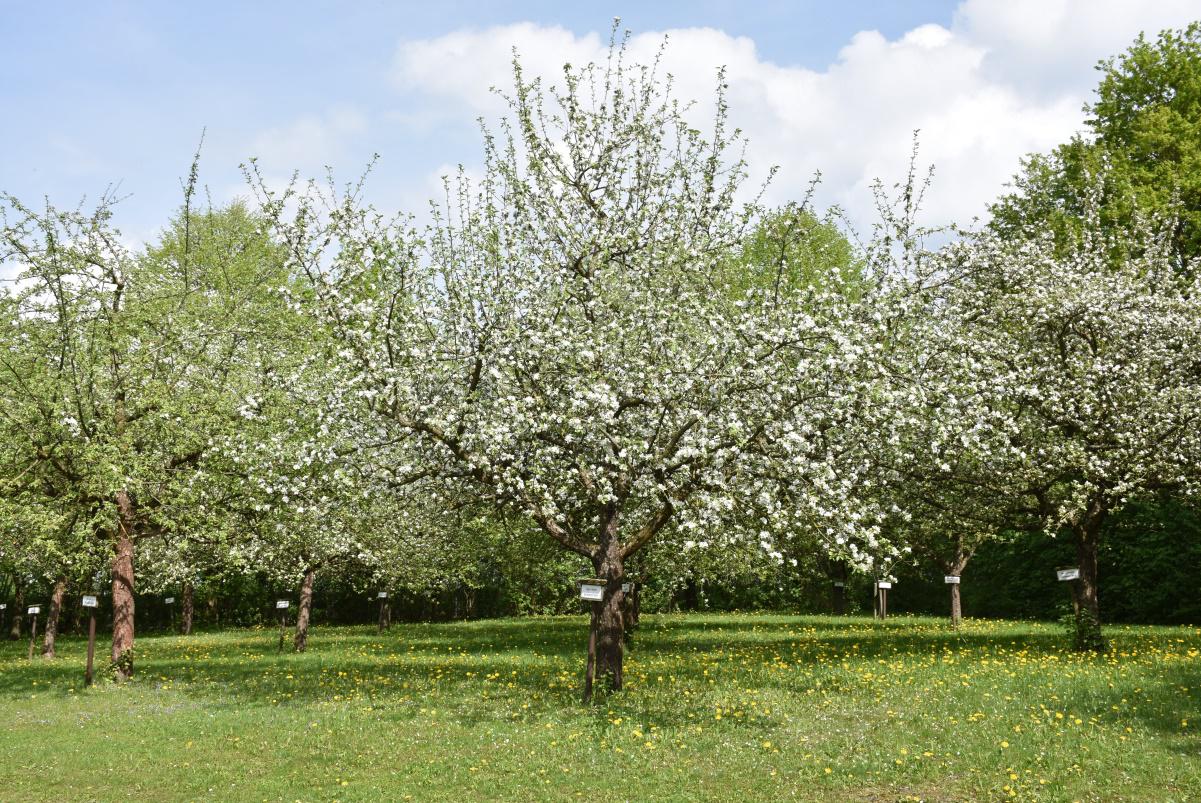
1, 614, 1198, 801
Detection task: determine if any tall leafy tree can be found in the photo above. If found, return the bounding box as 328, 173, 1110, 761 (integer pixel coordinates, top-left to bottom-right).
992, 22, 1201, 268
0, 191, 288, 678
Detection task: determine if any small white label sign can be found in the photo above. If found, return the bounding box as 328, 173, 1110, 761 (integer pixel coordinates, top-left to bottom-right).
377, 592, 388, 599
165, 597, 175, 604
82, 596, 98, 608
833, 582, 845, 588
621, 583, 632, 593
1057, 568, 1080, 582
944, 576, 961, 584
27, 606, 41, 615
275, 600, 290, 609
0, 604, 6, 610
579, 584, 604, 601
876, 582, 892, 590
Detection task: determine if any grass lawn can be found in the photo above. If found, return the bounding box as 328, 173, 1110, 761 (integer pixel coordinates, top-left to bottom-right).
0, 613, 1198, 801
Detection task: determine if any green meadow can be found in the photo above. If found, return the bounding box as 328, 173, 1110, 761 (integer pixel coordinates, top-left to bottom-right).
1, 614, 1198, 802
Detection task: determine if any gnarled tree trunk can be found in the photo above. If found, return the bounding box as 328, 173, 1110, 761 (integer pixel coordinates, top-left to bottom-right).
1073, 511, 1106, 652
293, 566, 316, 653
110, 490, 137, 681
181, 582, 194, 635
584, 520, 624, 703
41, 577, 68, 659
947, 552, 969, 629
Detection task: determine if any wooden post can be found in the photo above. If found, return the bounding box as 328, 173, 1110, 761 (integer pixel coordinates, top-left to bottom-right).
82, 595, 99, 686
377, 592, 388, 633
0, 604, 6, 635
945, 575, 962, 629
275, 600, 290, 653
875, 582, 891, 620
85, 612, 96, 685
27, 608, 40, 660
583, 601, 598, 703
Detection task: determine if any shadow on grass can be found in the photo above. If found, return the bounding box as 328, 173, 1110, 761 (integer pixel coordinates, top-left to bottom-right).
1, 615, 1196, 737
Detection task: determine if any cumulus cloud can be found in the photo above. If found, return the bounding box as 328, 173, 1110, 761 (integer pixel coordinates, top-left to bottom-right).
390, 2, 1199, 230
249, 106, 369, 174
954, 0, 1201, 96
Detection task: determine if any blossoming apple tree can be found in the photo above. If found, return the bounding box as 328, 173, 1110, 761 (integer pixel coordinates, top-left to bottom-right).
941, 190, 1201, 649
261, 40, 879, 698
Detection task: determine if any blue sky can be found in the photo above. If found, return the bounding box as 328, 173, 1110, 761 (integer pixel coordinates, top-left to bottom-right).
2, 1, 1198, 257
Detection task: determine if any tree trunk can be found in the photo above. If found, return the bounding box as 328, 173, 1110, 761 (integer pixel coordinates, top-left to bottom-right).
293, 566, 316, 653
947, 552, 968, 630
41, 577, 68, 659
110, 491, 137, 681
9, 581, 24, 640
950, 582, 962, 629
831, 561, 848, 615
629, 582, 641, 628
68, 596, 83, 635
583, 520, 625, 703
1073, 513, 1106, 652
181, 582, 194, 635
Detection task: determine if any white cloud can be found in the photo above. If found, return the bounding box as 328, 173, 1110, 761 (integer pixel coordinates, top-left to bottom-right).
394, 23, 605, 114
954, 0, 1201, 96
389, 2, 1199, 231
249, 106, 369, 174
